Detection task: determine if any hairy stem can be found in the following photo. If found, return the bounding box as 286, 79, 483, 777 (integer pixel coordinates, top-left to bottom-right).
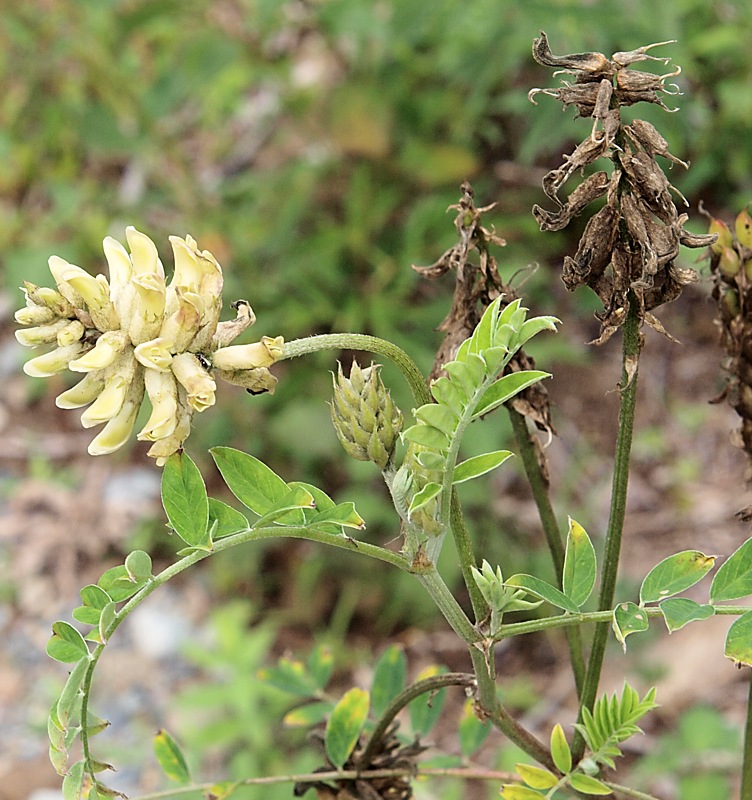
283, 333, 431, 406
507, 406, 586, 697
358, 672, 475, 769
574, 296, 641, 761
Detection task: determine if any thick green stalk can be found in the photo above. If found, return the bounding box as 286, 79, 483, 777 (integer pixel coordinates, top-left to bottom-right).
742, 672, 752, 800
507, 407, 586, 697
282, 334, 431, 406
573, 297, 641, 761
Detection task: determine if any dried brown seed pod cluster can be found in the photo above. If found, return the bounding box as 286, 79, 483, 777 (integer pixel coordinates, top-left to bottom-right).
530, 32, 716, 343
707, 208, 752, 479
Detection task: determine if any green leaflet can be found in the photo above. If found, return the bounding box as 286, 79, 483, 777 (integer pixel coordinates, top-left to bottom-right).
371, 644, 407, 718
161, 451, 210, 548
153, 729, 191, 784
452, 450, 513, 484
325, 687, 370, 768
562, 518, 597, 608
710, 537, 752, 602
473, 370, 550, 418
640, 550, 715, 604
47, 622, 90, 664
211, 446, 289, 516
612, 602, 649, 651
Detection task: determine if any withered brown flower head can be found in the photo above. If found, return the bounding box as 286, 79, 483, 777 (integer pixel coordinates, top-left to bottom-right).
707, 208, 752, 483
530, 32, 716, 343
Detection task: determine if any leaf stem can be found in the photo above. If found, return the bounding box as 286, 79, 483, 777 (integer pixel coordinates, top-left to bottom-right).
507, 406, 586, 697
574, 296, 641, 760
742, 671, 752, 800
282, 334, 431, 406
357, 672, 475, 769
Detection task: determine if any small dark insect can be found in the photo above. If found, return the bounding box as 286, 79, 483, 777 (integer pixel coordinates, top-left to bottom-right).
196, 353, 211, 370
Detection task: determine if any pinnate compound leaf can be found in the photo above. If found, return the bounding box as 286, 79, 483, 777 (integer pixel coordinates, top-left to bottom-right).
500, 785, 547, 799
325, 687, 370, 768
306, 502, 366, 531
409, 665, 447, 736
550, 722, 572, 773
659, 597, 714, 632
458, 698, 491, 757
98, 565, 147, 602
640, 550, 715, 604
208, 498, 249, 538
568, 773, 612, 795
612, 602, 649, 651
252, 485, 315, 527
125, 550, 152, 583
563, 518, 597, 607
452, 450, 513, 484
516, 763, 558, 790
408, 481, 442, 518
211, 446, 289, 515
725, 608, 752, 666
154, 729, 191, 784
257, 656, 318, 696
401, 423, 450, 451
414, 403, 458, 435
283, 700, 333, 727
473, 370, 550, 418
98, 601, 117, 643
710, 537, 752, 602
371, 644, 407, 718
161, 451, 209, 547
506, 574, 580, 613
57, 657, 89, 729
62, 760, 85, 800
47, 622, 90, 663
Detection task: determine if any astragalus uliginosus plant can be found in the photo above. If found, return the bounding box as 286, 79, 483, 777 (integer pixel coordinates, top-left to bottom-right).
20, 33, 752, 800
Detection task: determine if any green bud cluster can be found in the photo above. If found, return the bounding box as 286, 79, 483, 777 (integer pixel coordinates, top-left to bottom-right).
330, 362, 402, 470
471, 559, 543, 636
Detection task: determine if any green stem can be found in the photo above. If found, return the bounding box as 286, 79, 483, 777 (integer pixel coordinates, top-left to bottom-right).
283, 334, 431, 406
358, 672, 475, 769
507, 406, 586, 698
742, 671, 752, 800
574, 297, 641, 761
416, 566, 479, 644
449, 493, 489, 622
469, 647, 555, 770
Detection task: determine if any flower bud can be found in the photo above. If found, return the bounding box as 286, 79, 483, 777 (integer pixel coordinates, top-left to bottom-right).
171, 352, 216, 412
736, 209, 752, 249
211, 336, 284, 371
15, 318, 74, 347
14, 304, 57, 327
23, 342, 85, 378
48, 256, 86, 308
102, 236, 133, 305
158, 288, 202, 352
56, 372, 106, 409
168, 235, 203, 292
138, 368, 179, 441
79, 351, 138, 428
62, 265, 119, 331
145, 390, 192, 465
87, 372, 145, 456
69, 330, 129, 372
718, 246, 741, 279
708, 217, 733, 255
22, 282, 74, 318
57, 320, 86, 347
125, 226, 163, 277
128, 272, 167, 345
134, 337, 173, 372
330, 362, 403, 470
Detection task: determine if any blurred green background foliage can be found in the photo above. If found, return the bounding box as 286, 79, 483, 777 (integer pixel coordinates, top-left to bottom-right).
4, 0, 752, 626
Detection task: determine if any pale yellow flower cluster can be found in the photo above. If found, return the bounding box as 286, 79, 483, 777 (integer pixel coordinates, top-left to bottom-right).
15, 227, 284, 464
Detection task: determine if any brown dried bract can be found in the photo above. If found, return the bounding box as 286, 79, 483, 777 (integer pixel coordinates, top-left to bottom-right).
530, 32, 715, 342
413, 182, 555, 436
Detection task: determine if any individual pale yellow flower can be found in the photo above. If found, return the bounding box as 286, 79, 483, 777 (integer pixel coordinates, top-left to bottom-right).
15, 226, 282, 463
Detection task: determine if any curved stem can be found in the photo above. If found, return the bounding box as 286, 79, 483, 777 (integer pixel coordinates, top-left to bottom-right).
574, 297, 641, 760
282, 334, 431, 406
358, 672, 475, 768
507, 407, 586, 697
